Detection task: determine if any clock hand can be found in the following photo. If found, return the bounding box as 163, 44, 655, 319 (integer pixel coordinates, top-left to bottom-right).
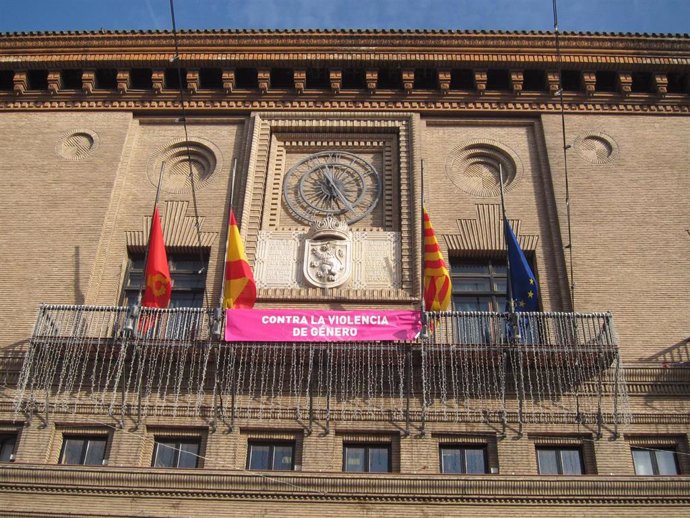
323, 168, 355, 212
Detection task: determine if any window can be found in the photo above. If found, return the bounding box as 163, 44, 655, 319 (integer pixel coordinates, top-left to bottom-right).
440, 445, 487, 474
60, 436, 107, 465
247, 442, 294, 471
536, 447, 583, 475
0, 434, 17, 462
124, 252, 208, 307
451, 258, 507, 312
152, 438, 200, 468
343, 444, 391, 473
632, 448, 679, 475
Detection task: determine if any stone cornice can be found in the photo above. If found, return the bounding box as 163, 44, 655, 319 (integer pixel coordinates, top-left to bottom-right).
0, 96, 688, 114
1, 31, 690, 69
1, 464, 690, 505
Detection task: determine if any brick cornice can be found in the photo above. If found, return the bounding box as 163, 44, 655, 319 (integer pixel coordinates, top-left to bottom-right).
0, 96, 688, 114
1, 31, 690, 69
1, 464, 690, 505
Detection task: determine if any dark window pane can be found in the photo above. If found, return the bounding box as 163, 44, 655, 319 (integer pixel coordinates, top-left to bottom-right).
154, 442, 176, 468
560, 449, 583, 475
0, 435, 16, 462
537, 449, 559, 474
655, 450, 679, 475
368, 447, 390, 473
84, 439, 106, 465
456, 279, 492, 292
272, 445, 294, 471
491, 263, 507, 274
62, 438, 85, 465
451, 263, 489, 274
465, 448, 487, 474
178, 442, 199, 468
249, 444, 271, 470
632, 449, 654, 475
494, 279, 507, 292
441, 448, 462, 473
344, 446, 366, 472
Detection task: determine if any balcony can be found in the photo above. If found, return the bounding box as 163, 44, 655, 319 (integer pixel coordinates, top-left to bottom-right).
14, 305, 629, 433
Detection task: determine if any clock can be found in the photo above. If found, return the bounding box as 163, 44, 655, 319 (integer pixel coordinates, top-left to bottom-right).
282, 151, 381, 224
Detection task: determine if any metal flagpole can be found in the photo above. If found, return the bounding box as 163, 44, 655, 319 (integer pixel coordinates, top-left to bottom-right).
498, 164, 515, 315
213, 157, 237, 338
499, 163, 524, 435
218, 157, 238, 309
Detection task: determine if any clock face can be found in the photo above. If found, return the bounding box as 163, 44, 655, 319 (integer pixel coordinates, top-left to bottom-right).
282, 151, 381, 224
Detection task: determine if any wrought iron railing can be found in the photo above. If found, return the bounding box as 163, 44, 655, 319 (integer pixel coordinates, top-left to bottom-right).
14, 305, 630, 431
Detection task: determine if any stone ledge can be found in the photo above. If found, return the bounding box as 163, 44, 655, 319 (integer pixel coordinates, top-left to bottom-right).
1, 464, 690, 504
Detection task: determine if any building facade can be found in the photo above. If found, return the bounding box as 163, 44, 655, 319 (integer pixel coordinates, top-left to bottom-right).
0, 29, 689, 516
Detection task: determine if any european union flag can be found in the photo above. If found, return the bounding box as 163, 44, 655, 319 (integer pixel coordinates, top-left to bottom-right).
505, 219, 539, 312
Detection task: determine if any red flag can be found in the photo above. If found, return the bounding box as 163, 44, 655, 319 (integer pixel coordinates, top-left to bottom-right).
142, 208, 172, 308
223, 210, 256, 309
423, 208, 452, 311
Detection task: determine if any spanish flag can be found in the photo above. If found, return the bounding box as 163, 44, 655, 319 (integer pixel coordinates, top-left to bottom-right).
223, 209, 256, 309
423, 208, 451, 311
142, 207, 172, 308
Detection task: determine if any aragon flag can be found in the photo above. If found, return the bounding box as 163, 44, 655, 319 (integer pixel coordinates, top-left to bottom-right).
142, 207, 172, 308
223, 209, 256, 309
423, 208, 452, 311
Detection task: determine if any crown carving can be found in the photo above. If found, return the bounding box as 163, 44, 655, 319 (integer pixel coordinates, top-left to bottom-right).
307, 215, 350, 240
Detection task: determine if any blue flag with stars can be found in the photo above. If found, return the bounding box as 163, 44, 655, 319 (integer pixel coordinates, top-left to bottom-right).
505, 219, 539, 311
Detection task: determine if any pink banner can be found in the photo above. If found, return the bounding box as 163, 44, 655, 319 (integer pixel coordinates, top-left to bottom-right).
225, 309, 421, 342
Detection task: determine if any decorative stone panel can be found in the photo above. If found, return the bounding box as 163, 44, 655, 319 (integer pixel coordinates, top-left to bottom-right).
254, 229, 401, 291
241, 112, 419, 303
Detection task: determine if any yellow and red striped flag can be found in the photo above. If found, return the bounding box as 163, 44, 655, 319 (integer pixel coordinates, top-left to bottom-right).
223, 209, 256, 309
423, 208, 452, 311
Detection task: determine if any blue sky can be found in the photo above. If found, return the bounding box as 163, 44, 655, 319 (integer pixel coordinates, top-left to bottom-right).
0, 0, 688, 34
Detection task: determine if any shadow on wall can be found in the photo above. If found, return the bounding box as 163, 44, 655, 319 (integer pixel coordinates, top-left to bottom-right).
74, 245, 85, 305
644, 338, 690, 367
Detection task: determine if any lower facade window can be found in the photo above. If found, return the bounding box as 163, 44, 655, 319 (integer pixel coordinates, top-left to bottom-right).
632, 448, 679, 475
536, 447, 583, 475
60, 436, 107, 465
440, 445, 487, 474
0, 434, 17, 462
152, 438, 200, 468
247, 441, 294, 471
343, 443, 391, 473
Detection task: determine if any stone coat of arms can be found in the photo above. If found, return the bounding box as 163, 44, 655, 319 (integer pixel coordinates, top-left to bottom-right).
303, 216, 352, 288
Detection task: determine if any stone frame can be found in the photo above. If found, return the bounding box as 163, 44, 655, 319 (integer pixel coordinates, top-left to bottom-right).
239, 112, 421, 304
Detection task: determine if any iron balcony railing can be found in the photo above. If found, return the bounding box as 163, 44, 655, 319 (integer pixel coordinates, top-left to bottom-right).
16, 304, 629, 432
29, 305, 617, 350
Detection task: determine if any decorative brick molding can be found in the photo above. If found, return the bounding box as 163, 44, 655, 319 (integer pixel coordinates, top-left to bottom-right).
146, 137, 223, 194
241, 112, 420, 302
125, 200, 217, 251
444, 204, 539, 252
2, 465, 690, 505
444, 139, 524, 197
55, 129, 99, 160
